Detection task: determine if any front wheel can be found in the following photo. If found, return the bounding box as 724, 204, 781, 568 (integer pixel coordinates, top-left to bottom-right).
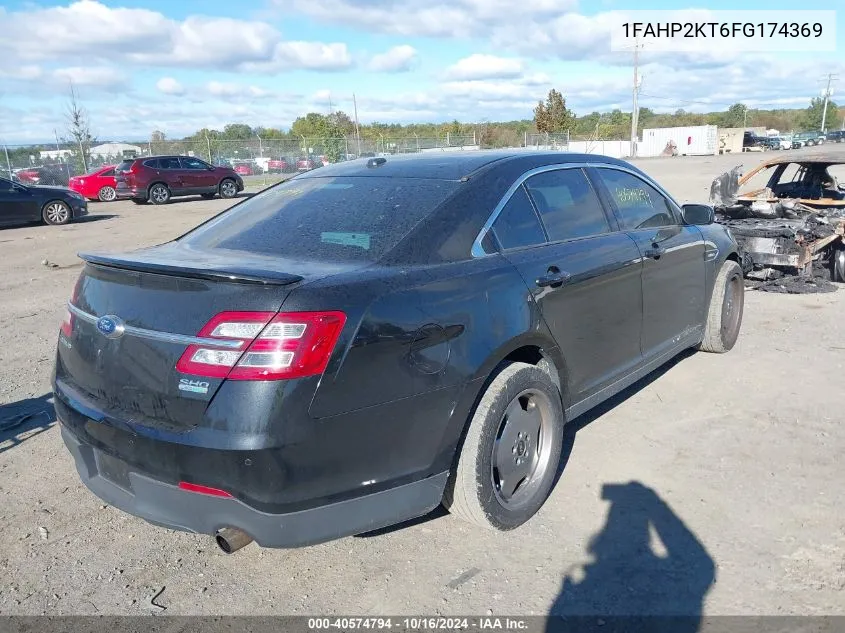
42, 200, 71, 225
97, 186, 116, 202
698, 260, 744, 353
219, 178, 238, 199
443, 361, 564, 531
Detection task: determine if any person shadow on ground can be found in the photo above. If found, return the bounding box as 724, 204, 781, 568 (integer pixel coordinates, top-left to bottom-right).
546, 481, 716, 633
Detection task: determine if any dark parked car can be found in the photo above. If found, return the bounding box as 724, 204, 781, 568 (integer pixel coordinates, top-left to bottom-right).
825, 130, 845, 143
114, 155, 244, 205
53, 152, 743, 553
0, 175, 88, 226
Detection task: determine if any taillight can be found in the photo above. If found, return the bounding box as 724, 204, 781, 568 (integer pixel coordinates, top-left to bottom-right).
176, 311, 346, 381
61, 276, 82, 337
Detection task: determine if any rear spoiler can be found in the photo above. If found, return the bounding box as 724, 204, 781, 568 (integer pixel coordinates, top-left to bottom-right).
78, 252, 304, 286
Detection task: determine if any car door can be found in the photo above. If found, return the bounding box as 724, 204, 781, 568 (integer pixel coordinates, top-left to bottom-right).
590, 166, 706, 362
0, 178, 38, 226
157, 156, 185, 194
180, 157, 216, 193
490, 167, 644, 404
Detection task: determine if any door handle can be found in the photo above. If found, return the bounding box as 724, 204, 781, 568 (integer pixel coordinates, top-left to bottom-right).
536, 269, 571, 287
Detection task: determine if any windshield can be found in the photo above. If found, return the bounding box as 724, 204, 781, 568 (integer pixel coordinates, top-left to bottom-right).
181, 176, 460, 263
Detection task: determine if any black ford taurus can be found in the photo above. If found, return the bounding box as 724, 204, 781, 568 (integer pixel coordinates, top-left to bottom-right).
52, 151, 743, 553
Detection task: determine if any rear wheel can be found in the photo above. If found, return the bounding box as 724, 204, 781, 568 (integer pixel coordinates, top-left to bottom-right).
443, 361, 563, 531
149, 183, 170, 205
699, 260, 744, 353
97, 186, 116, 202
42, 200, 71, 225
219, 178, 238, 199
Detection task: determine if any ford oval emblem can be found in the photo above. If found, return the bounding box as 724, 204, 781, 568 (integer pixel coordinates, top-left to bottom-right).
96, 315, 125, 339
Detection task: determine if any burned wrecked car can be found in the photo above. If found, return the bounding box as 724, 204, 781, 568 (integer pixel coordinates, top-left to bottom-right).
710, 153, 845, 285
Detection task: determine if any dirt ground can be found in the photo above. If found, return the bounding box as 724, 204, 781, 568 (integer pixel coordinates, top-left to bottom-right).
1, 149, 843, 616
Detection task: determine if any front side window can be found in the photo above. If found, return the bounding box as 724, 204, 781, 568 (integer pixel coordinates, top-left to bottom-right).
491, 185, 546, 250
524, 169, 611, 242
596, 168, 677, 230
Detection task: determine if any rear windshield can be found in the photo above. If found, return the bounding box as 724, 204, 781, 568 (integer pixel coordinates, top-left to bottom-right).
115, 159, 134, 172
180, 176, 460, 262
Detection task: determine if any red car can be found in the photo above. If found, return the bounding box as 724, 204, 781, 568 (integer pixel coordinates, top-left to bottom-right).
114, 155, 244, 205
233, 161, 256, 176
266, 158, 290, 173
68, 165, 118, 202
296, 157, 316, 171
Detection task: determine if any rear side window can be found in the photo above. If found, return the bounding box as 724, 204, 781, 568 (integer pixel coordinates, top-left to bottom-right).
181, 157, 210, 170
595, 168, 677, 230
143, 159, 160, 169
159, 157, 181, 169
101, 168, 115, 177
181, 176, 460, 263
491, 185, 546, 250
524, 169, 610, 242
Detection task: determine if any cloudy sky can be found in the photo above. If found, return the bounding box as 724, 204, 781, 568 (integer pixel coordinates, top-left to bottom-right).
0, 0, 842, 143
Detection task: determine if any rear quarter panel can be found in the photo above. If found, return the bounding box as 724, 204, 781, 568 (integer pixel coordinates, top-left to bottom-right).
280, 255, 559, 482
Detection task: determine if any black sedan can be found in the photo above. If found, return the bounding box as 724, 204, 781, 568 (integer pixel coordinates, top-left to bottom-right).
53, 151, 743, 553
0, 176, 88, 227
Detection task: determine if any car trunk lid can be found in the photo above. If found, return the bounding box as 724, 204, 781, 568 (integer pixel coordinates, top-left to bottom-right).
56, 241, 356, 433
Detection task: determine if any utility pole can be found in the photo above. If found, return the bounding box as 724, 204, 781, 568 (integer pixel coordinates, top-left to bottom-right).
630, 40, 642, 157
820, 73, 839, 132
352, 93, 362, 157
328, 93, 333, 115
743, 105, 748, 128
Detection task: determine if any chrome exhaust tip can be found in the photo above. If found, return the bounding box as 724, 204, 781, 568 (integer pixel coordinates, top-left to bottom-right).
215, 527, 254, 554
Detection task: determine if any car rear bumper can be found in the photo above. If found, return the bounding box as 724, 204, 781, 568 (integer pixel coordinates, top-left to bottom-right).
115, 186, 144, 199
60, 424, 447, 548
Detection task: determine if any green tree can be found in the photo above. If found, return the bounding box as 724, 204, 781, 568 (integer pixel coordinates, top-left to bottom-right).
291, 113, 330, 138
723, 103, 748, 128
800, 97, 839, 131
221, 123, 253, 140
534, 89, 573, 133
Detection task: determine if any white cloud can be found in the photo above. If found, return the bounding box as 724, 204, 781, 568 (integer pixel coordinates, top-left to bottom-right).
368, 45, 418, 73
156, 77, 184, 95
445, 54, 524, 80
52, 66, 124, 88
0, 1, 352, 74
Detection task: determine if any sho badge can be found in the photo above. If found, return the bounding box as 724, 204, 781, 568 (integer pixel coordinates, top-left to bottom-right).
179, 378, 210, 394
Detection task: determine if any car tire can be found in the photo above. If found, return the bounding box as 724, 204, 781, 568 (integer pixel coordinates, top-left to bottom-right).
698, 260, 744, 354
830, 248, 845, 283
97, 186, 117, 202
42, 200, 72, 226
219, 178, 238, 199
443, 361, 564, 531
148, 183, 171, 205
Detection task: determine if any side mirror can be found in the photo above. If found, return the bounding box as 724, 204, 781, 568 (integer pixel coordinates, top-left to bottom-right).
681, 203, 715, 225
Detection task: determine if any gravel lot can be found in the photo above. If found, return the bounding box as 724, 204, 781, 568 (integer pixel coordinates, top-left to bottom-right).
1, 150, 843, 616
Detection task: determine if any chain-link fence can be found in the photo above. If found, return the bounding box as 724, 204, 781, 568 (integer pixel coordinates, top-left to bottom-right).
524, 132, 570, 150
4, 131, 576, 186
